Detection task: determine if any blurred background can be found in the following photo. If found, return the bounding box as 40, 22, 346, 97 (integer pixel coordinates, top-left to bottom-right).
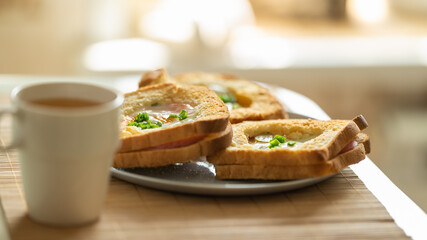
1, 0, 426, 211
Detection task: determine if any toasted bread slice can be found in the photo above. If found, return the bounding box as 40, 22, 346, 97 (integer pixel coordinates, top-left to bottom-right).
208, 115, 367, 166
118, 83, 229, 153
114, 123, 233, 168
139, 68, 172, 86
214, 133, 369, 180
139, 69, 287, 123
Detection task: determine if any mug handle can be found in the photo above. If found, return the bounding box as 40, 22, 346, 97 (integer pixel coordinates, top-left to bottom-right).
0, 107, 21, 149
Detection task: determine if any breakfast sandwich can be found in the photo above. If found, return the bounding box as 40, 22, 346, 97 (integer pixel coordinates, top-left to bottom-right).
114, 83, 232, 168
138, 68, 288, 123
208, 115, 370, 180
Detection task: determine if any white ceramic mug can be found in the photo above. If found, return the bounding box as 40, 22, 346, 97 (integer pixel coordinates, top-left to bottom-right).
0, 82, 123, 226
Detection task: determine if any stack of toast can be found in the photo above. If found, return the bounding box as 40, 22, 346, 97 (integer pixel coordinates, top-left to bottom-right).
114, 69, 370, 180
208, 116, 370, 179
114, 83, 232, 168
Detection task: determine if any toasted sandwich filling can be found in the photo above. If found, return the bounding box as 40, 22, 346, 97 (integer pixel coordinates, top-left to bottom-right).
338, 140, 358, 154
247, 134, 307, 150
246, 133, 358, 154
121, 103, 195, 137
207, 84, 242, 111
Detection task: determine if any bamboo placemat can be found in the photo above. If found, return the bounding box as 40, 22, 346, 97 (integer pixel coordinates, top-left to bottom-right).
0, 108, 409, 240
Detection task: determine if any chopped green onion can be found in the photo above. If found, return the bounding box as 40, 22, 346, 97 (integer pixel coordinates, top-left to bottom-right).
135, 112, 149, 122
178, 109, 187, 120
129, 109, 188, 130
273, 135, 286, 143
129, 112, 163, 130
218, 92, 236, 103
128, 122, 139, 127
287, 141, 296, 146
268, 139, 281, 149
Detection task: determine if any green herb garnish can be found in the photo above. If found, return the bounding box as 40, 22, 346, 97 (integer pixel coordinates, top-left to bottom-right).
273, 135, 286, 143
267, 135, 287, 149
129, 109, 188, 130
287, 141, 296, 146
268, 139, 281, 149
178, 109, 187, 120
127, 122, 140, 127
218, 92, 236, 103
128, 112, 162, 130
134, 112, 149, 122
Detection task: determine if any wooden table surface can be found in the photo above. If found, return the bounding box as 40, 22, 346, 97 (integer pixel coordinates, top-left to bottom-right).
0, 76, 423, 239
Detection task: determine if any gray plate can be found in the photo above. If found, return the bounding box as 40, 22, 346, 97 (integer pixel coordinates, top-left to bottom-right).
111, 113, 334, 196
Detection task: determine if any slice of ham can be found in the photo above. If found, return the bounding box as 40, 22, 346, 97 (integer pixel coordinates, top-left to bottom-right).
339, 140, 358, 154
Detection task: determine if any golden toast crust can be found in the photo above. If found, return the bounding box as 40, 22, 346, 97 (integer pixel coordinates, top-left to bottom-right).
118, 83, 229, 153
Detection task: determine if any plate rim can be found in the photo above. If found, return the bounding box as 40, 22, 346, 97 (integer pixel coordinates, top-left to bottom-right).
110, 167, 333, 195
110, 167, 331, 189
